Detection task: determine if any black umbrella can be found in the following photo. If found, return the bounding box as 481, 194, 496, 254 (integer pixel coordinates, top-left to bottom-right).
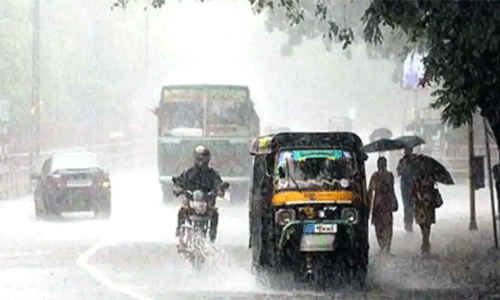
397, 154, 454, 185
361, 138, 407, 153
369, 128, 393, 142
394, 135, 425, 149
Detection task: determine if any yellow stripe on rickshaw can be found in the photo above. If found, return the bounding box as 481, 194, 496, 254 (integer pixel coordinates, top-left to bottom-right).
272, 190, 356, 205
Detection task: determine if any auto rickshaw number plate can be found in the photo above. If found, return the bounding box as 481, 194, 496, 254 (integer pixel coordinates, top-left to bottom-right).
314, 224, 337, 233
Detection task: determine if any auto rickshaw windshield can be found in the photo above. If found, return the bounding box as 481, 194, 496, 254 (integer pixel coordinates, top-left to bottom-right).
274, 149, 356, 191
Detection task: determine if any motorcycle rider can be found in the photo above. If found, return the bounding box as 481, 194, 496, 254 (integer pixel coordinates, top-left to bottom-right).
173, 145, 225, 243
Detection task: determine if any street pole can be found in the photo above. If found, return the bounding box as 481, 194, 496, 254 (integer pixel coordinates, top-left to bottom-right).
469, 120, 478, 230
144, 7, 149, 109
484, 118, 499, 248
401, 91, 409, 136
143, 7, 150, 141
30, 0, 41, 174
145, 7, 149, 81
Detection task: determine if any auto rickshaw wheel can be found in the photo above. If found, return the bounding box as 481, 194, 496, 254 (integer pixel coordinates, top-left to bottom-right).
349, 262, 368, 290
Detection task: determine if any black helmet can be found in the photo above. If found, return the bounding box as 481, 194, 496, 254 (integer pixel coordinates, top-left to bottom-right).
194, 145, 211, 168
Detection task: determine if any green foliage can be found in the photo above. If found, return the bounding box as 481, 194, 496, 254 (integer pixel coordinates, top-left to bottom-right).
0, 0, 31, 126
114, 0, 500, 148
363, 0, 500, 134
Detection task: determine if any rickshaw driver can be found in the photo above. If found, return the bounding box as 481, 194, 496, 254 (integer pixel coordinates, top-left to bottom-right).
173, 145, 225, 243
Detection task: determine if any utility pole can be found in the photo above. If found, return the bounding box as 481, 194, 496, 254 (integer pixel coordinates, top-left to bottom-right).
144, 7, 150, 115
484, 118, 498, 248
30, 0, 41, 174
469, 120, 478, 230
144, 7, 149, 82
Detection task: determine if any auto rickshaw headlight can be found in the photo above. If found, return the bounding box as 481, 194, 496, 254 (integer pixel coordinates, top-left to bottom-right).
341, 207, 358, 224
275, 209, 296, 226
298, 206, 315, 219
340, 179, 349, 188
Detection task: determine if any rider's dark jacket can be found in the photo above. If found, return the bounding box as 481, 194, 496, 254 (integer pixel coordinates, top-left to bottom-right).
176, 165, 223, 196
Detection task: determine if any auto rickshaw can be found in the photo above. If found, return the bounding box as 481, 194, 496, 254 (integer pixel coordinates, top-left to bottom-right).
248, 132, 369, 289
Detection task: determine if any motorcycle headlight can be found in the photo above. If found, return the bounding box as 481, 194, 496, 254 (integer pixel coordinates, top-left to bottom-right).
190, 200, 207, 214
341, 207, 358, 224
275, 209, 296, 226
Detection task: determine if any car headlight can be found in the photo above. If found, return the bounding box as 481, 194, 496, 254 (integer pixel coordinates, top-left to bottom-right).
101, 181, 110, 188
341, 207, 358, 224
275, 209, 296, 226
190, 200, 207, 214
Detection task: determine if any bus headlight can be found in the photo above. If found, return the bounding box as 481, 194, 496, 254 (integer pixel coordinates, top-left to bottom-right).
275, 209, 296, 226
341, 207, 358, 224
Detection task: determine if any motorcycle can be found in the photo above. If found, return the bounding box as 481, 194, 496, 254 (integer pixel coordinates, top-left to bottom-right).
173, 179, 230, 271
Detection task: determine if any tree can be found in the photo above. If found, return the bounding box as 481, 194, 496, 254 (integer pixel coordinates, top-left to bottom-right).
363, 0, 500, 156
0, 0, 32, 152
115, 0, 500, 155
0, 0, 31, 127
113, 0, 412, 82
37, 1, 147, 148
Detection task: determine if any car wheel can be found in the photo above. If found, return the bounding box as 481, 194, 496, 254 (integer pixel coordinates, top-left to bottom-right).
43, 194, 60, 216
34, 198, 46, 219
95, 197, 111, 219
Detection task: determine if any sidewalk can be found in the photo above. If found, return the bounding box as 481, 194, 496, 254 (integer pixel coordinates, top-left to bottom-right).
368, 183, 500, 294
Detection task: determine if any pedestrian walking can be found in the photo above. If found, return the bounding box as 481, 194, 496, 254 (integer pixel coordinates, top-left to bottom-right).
398, 147, 415, 233
368, 157, 398, 256
411, 175, 443, 257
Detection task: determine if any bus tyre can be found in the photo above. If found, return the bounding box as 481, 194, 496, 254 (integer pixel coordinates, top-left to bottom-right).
96, 198, 111, 219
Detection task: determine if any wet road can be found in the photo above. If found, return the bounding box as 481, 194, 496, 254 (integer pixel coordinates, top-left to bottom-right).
0, 168, 499, 299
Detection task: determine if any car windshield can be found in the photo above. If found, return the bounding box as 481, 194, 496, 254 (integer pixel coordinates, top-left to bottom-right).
51, 153, 101, 171
274, 149, 356, 191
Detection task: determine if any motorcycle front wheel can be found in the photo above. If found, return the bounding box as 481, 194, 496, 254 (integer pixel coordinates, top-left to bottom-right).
190, 236, 206, 272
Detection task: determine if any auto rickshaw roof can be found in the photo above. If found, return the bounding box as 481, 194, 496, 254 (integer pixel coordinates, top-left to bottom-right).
250, 132, 364, 156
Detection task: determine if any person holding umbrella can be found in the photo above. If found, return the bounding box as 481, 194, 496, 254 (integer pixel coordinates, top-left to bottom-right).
398, 146, 416, 232
401, 153, 452, 257
394, 135, 426, 233
411, 175, 444, 257
368, 157, 398, 256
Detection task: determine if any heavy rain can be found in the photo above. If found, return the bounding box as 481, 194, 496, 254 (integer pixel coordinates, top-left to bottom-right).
1, 0, 500, 299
